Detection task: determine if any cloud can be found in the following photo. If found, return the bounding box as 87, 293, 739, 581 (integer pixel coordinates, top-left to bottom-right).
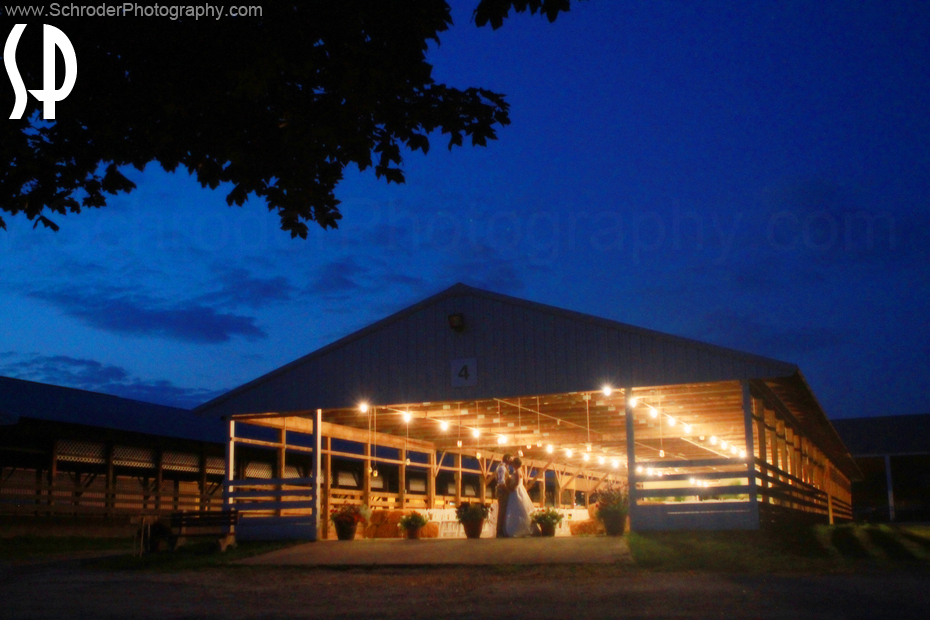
28, 285, 265, 343
0, 353, 226, 409
195, 267, 296, 309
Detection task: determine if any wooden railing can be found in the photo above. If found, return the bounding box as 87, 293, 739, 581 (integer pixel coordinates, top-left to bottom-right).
0, 483, 223, 517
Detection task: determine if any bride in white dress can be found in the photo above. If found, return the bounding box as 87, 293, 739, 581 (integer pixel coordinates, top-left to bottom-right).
505, 457, 535, 538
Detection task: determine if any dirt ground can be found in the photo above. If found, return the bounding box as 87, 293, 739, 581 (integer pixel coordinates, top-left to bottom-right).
3, 560, 930, 619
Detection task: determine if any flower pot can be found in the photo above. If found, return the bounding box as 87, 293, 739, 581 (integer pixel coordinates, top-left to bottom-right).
334, 521, 357, 541
462, 519, 484, 539
600, 512, 626, 536
539, 522, 556, 537
405, 526, 421, 539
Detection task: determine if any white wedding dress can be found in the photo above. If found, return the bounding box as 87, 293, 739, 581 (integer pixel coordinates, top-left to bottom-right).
505, 474, 535, 538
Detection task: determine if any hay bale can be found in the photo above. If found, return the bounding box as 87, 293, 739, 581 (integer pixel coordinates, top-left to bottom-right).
384, 510, 406, 526
369, 510, 386, 526
569, 519, 603, 536
421, 522, 440, 538
375, 523, 401, 538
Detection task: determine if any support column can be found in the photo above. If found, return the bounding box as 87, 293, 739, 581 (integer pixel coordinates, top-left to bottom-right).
276, 425, 287, 517
398, 448, 406, 511
624, 387, 637, 530
428, 452, 437, 509
741, 381, 759, 528
199, 448, 208, 511
224, 420, 235, 511
454, 454, 462, 506
885, 454, 895, 522
362, 442, 371, 506
311, 409, 322, 541
753, 399, 769, 504
323, 436, 331, 539
48, 440, 59, 509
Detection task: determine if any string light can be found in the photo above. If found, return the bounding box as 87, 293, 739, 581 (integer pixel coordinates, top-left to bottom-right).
583, 453, 590, 462
710, 436, 718, 445
598, 456, 605, 465
565, 449, 573, 458
649, 406, 659, 418
440, 421, 449, 431
720, 440, 728, 450
659, 449, 665, 458
359, 403, 369, 413
630, 397, 639, 407
602, 386, 612, 396
636, 465, 643, 473
497, 435, 507, 445
402, 411, 412, 423
611, 460, 619, 469
739, 450, 747, 459
546, 444, 554, 454
472, 429, 480, 438
684, 424, 693, 434
668, 417, 676, 427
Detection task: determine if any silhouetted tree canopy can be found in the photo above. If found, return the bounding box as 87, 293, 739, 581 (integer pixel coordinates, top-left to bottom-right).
0, 0, 574, 236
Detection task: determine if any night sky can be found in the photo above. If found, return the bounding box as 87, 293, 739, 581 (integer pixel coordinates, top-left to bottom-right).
2, 1, 927, 420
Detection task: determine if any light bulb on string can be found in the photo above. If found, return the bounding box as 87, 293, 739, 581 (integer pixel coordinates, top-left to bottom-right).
710, 436, 718, 445
649, 407, 658, 418
402, 411, 412, 423
359, 403, 369, 413
583, 453, 590, 462
472, 428, 480, 438
629, 397, 639, 407
668, 417, 676, 427
602, 386, 612, 396
546, 444, 554, 454
565, 449, 573, 458
497, 435, 507, 445
720, 440, 728, 450
684, 424, 692, 434
440, 421, 449, 431
598, 456, 605, 465
611, 460, 619, 469
659, 449, 665, 458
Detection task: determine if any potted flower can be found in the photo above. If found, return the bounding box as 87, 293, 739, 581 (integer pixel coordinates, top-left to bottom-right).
455, 502, 490, 539
398, 511, 429, 539
530, 507, 564, 537
594, 486, 629, 536
330, 504, 370, 540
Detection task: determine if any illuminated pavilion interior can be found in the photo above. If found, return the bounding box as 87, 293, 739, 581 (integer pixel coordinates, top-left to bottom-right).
196, 284, 857, 539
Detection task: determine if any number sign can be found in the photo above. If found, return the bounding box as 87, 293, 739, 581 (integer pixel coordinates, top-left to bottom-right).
451, 358, 478, 387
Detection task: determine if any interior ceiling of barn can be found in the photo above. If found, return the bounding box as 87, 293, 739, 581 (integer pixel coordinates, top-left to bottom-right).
319, 380, 750, 471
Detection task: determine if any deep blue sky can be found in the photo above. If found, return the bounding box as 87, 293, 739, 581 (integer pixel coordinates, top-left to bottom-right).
2, 1, 928, 419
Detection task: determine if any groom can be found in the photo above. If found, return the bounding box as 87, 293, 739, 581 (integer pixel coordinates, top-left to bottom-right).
495, 453, 514, 538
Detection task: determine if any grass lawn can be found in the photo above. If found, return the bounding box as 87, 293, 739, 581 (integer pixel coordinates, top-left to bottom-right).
627, 523, 930, 572
0, 535, 132, 561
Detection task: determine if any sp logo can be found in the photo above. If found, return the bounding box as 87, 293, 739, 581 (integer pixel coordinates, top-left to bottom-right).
4, 24, 77, 120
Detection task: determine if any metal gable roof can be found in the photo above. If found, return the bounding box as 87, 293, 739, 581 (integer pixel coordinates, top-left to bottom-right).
0, 375, 223, 442
196, 283, 799, 419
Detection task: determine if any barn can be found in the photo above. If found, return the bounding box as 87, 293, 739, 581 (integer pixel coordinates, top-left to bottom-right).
195, 283, 858, 540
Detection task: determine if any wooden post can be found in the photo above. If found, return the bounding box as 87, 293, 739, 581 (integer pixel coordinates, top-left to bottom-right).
753, 399, 769, 504
199, 448, 208, 511
825, 462, 834, 524
454, 453, 462, 506
398, 448, 406, 511
224, 420, 235, 511
624, 387, 637, 529
741, 381, 759, 528
310, 409, 322, 540
321, 436, 331, 538
428, 451, 437, 509
362, 442, 371, 506
276, 425, 287, 517
153, 448, 164, 512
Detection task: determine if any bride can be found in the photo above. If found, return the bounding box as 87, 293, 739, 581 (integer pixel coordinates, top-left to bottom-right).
505, 457, 535, 537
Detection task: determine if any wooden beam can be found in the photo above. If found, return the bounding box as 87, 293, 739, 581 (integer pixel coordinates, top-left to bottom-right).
741, 380, 759, 526
323, 436, 332, 538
